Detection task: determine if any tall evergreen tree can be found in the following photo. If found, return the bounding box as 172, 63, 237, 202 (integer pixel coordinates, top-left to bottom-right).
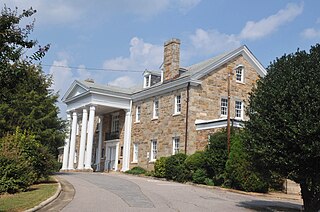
246, 44, 320, 211
0, 6, 65, 156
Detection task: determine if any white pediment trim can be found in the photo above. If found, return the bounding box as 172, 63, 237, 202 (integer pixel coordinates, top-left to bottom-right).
62, 80, 89, 102
191, 45, 267, 80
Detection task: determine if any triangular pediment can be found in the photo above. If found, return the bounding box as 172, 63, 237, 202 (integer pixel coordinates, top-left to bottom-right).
62, 80, 89, 102
191, 45, 267, 80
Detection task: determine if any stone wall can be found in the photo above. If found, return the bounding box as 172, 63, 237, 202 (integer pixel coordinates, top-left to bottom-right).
129, 55, 260, 170
187, 55, 261, 152
131, 88, 187, 170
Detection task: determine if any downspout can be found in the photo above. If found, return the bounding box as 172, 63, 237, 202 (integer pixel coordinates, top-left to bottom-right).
184, 82, 190, 154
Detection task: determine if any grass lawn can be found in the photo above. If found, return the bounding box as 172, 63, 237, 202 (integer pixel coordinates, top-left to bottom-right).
0, 178, 58, 212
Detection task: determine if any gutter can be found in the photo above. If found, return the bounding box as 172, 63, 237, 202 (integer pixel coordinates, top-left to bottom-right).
184, 82, 190, 154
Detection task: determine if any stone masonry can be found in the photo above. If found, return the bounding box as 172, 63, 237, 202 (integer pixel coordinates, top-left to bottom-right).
130, 55, 260, 170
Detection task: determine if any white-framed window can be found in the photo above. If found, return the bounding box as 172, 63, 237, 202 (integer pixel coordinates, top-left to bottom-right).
135, 105, 141, 122
221, 98, 228, 116
235, 100, 243, 119
235, 66, 244, 83
153, 98, 159, 119
144, 74, 151, 88
174, 94, 181, 114
132, 143, 138, 163
150, 140, 157, 161
172, 137, 180, 155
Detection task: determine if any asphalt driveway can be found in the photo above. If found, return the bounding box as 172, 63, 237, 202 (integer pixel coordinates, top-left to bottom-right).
46, 172, 302, 212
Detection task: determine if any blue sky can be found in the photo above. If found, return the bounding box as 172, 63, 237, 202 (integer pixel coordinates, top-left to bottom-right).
3, 0, 320, 117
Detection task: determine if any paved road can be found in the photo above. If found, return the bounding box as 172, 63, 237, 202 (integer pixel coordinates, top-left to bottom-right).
54, 172, 302, 212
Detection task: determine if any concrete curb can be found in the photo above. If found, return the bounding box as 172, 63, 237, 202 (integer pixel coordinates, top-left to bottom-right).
25, 176, 62, 212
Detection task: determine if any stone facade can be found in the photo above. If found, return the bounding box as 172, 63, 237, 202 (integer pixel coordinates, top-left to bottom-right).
188, 56, 260, 153
131, 88, 187, 169
61, 39, 265, 173
163, 39, 180, 81
130, 55, 261, 170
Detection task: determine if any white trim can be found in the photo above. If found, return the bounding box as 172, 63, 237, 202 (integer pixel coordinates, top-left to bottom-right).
121, 103, 133, 172
132, 143, 138, 163
135, 105, 141, 122
172, 137, 180, 155
174, 94, 182, 115
191, 45, 266, 80
150, 140, 157, 162
153, 98, 159, 119
235, 100, 243, 120
195, 118, 244, 131
133, 77, 201, 101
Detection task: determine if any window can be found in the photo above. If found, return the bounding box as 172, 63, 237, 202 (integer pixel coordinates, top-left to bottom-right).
101, 148, 105, 158
172, 137, 179, 155
144, 75, 151, 88
221, 98, 228, 116
174, 95, 181, 114
153, 99, 159, 119
235, 100, 243, 119
150, 140, 157, 161
136, 105, 141, 122
236, 66, 244, 82
111, 113, 119, 133
133, 143, 138, 163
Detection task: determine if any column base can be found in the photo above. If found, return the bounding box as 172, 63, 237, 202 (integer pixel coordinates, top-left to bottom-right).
84, 167, 93, 172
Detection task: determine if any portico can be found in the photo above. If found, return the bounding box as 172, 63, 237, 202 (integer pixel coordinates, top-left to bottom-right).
60, 80, 133, 172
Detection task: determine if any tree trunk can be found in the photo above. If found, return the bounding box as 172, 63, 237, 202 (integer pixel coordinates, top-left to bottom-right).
300, 179, 320, 212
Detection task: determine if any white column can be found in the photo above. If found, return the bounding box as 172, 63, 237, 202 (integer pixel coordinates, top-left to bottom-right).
96, 116, 103, 171
85, 106, 95, 170
61, 114, 71, 171
121, 109, 132, 172
68, 111, 78, 170
77, 108, 88, 170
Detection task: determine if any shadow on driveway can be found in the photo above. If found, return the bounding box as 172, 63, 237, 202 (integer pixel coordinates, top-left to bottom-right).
237, 199, 302, 211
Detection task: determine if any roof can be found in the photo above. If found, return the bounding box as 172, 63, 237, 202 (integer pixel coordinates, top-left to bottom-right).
63, 45, 267, 103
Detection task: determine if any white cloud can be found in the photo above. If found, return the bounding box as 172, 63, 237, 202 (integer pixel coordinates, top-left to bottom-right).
108, 76, 137, 88
239, 3, 303, 40
301, 28, 320, 39
189, 28, 240, 56
103, 37, 163, 71
177, 0, 201, 13
49, 59, 74, 94
2, 0, 84, 25
2, 0, 200, 25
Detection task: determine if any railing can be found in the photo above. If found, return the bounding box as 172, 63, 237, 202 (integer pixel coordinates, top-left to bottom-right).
105, 131, 119, 140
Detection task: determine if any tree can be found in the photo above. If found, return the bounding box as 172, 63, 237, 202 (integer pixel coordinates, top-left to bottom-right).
0, 6, 65, 156
246, 44, 320, 211
204, 130, 228, 185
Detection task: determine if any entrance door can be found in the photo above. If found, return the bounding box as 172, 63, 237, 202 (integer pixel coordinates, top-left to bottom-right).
107, 146, 116, 170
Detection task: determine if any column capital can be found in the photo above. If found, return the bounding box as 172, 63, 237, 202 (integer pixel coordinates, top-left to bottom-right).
89, 105, 96, 111
72, 111, 77, 117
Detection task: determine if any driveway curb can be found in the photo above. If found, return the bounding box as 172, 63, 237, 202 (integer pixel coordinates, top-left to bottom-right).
25, 176, 62, 212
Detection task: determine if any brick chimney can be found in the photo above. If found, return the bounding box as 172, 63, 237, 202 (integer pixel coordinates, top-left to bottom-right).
163, 38, 180, 81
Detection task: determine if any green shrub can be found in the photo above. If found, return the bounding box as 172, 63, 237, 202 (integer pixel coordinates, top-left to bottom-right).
165, 153, 190, 182
0, 129, 57, 193
185, 151, 206, 172
154, 157, 167, 178
269, 172, 285, 191
125, 166, 147, 175
204, 131, 228, 186
204, 178, 214, 186
225, 131, 269, 193
192, 168, 207, 184
0, 157, 36, 194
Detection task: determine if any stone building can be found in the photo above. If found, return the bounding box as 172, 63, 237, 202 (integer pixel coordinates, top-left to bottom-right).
60, 38, 266, 172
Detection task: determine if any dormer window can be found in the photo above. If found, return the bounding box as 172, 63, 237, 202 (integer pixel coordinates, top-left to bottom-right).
143, 71, 162, 88
144, 74, 151, 88
235, 65, 244, 83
